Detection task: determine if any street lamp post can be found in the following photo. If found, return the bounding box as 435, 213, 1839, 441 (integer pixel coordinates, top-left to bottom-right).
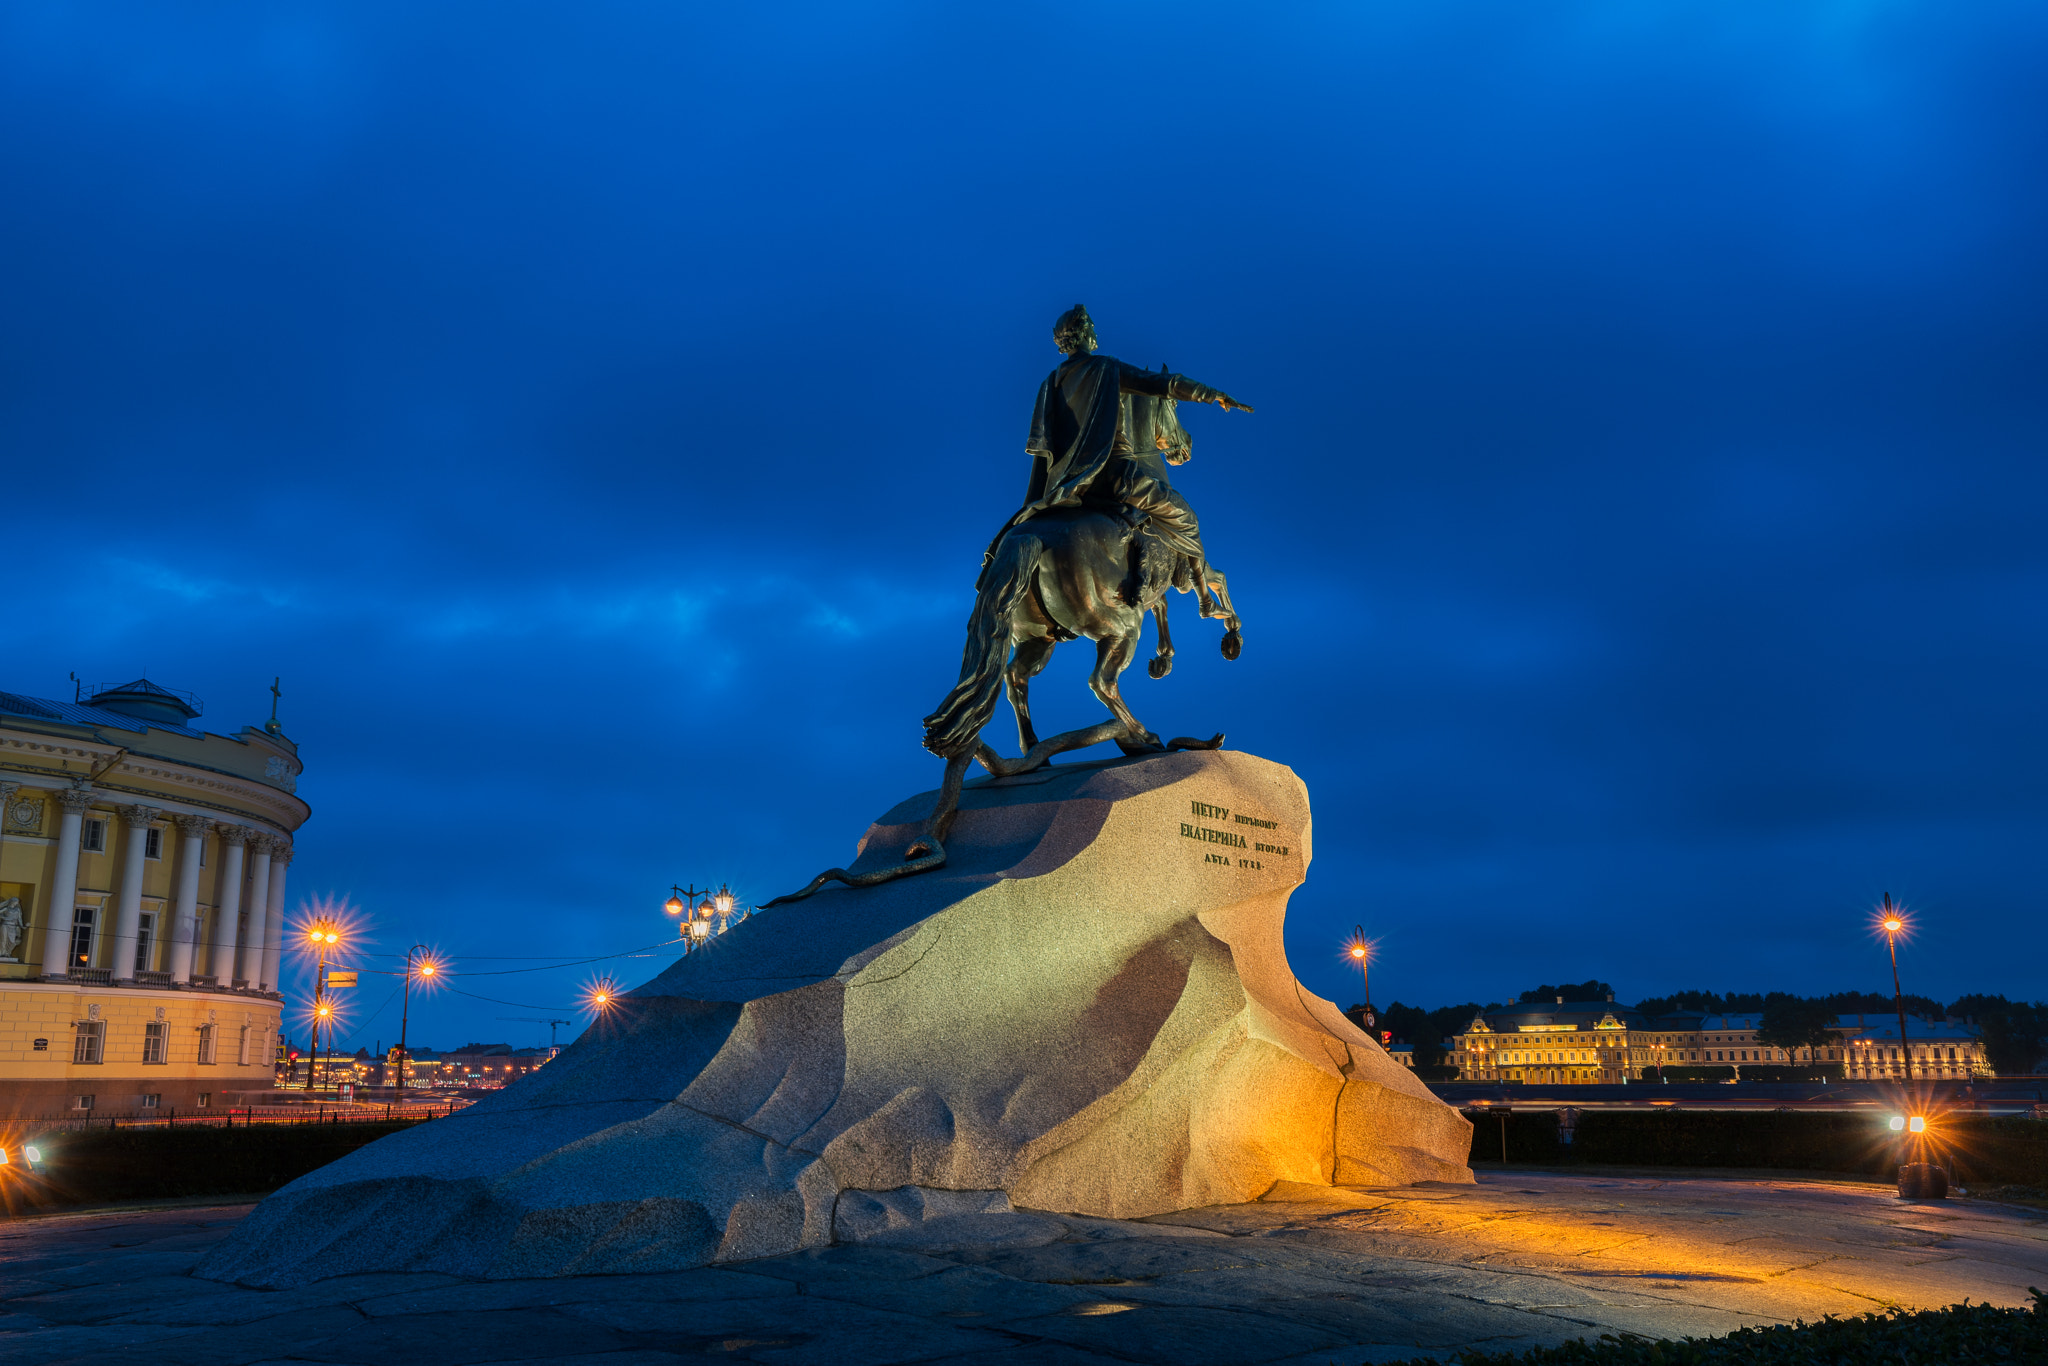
1879, 895, 1913, 1086
396, 944, 439, 1097
1347, 925, 1371, 1031
304, 921, 341, 1093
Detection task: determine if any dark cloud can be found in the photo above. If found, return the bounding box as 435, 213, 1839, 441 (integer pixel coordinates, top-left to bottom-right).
4, 2, 2044, 1049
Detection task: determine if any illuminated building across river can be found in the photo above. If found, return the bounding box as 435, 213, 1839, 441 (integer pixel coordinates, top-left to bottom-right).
1448, 996, 1991, 1084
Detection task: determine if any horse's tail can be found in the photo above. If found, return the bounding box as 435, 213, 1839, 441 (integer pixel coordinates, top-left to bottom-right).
923, 529, 1041, 757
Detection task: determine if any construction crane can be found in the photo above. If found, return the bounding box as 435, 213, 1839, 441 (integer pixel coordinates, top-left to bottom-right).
497, 1017, 572, 1051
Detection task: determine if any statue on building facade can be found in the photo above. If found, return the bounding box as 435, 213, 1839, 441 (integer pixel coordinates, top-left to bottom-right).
771, 307, 1254, 904
0, 896, 23, 960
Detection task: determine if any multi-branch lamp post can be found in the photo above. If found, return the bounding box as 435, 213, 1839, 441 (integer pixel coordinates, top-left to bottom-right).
664, 883, 740, 949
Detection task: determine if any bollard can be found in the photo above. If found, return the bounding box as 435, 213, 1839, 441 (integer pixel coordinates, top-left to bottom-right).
1898, 1163, 1949, 1200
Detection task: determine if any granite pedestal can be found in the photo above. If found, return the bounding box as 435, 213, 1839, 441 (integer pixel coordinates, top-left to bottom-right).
199, 750, 1470, 1287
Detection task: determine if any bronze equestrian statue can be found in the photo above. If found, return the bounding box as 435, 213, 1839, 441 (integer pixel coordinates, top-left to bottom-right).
768, 307, 1252, 904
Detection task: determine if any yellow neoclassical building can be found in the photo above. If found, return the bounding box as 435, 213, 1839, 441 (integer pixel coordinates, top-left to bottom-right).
1449, 997, 1991, 1084
0, 679, 307, 1116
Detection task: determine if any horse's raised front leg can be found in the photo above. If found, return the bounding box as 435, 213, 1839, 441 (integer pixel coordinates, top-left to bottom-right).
1090, 630, 1163, 754
1148, 600, 1175, 679
1005, 634, 1057, 753
1204, 564, 1243, 661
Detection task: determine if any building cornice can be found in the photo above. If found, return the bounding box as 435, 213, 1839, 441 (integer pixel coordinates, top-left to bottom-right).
0, 733, 307, 833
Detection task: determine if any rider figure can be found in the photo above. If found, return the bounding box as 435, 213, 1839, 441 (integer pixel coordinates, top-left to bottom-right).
1008, 305, 1249, 605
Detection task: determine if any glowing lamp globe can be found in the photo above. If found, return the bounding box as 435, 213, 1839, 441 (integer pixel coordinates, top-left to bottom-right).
663, 894, 685, 916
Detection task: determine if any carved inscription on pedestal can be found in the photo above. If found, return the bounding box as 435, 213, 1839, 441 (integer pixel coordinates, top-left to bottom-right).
1178, 799, 1291, 871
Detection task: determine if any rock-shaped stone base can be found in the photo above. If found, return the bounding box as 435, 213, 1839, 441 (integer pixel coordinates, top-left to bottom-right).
200, 750, 1472, 1287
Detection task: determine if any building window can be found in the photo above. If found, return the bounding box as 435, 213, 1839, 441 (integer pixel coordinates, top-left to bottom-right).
142, 1021, 169, 1064
70, 907, 95, 966
74, 1021, 104, 1064
196, 1092, 211, 1108
73, 1094, 95, 1111
135, 913, 154, 973
140, 1093, 160, 1109
82, 818, 106, 852
145, 827, 163, 860
197, 1024, 217, 1065
237, 1026, 251, 1066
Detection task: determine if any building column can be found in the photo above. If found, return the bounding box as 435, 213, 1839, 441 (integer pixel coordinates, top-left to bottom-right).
0, 780, 16, 876
38, 788, 95, 977
241, 833, 275, 988
109, 804, 160, 981
260, 843, 290, 992
210, 825, 250, 982
167, 812, 211, 983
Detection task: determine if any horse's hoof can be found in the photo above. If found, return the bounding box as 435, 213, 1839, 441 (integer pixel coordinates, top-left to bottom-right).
1148, 655, 1173, 679
1116, 731, 1165, 756
1221, 629, 1242, 661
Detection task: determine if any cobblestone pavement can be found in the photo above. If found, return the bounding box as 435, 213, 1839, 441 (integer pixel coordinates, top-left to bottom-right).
3, 1172, 2044, 1366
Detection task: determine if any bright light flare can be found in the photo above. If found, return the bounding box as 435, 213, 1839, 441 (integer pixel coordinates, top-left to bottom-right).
292, 896, 366, 959
1872, 894, 1911, 942
407, 950, 447, 987
301, 992, 348, 1033
1340, 935, 1377, 966
1909, 1116, 1927, 1133
582, 976, 622, 1016
1889, 1115, 1906, 1131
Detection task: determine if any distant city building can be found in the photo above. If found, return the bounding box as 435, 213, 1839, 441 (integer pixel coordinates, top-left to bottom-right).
440, 1041, 553, 1087
0, 678, 306, 1116
1837, 1016, 1988, 1081
1449, 996, 1990, 1084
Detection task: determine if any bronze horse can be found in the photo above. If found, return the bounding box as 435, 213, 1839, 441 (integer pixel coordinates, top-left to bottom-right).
766, 390, 1244, 905
924, 388, 1242, 763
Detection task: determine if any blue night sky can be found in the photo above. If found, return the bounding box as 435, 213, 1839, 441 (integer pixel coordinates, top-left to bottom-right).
5, 4, 2045, 1053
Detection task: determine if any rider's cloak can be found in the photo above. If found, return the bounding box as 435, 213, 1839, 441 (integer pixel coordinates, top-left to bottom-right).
1019, 354, 1215, 526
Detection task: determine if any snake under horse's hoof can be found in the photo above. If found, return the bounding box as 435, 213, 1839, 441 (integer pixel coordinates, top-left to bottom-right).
761, 843, 948, 908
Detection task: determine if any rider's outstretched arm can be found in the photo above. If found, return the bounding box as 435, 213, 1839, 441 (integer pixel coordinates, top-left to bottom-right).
1114, 362, 1252, 413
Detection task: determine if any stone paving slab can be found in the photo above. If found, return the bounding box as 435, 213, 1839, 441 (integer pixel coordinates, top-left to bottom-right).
3, 1173, 2045, 1365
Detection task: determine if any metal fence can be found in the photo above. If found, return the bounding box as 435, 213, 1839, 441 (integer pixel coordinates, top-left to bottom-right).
14, 1100, 469, 1133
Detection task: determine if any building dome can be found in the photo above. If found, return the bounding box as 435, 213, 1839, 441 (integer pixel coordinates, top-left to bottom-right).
85, 679, 202, 727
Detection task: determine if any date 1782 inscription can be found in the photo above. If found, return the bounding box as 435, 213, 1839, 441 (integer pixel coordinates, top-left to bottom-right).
1179, 800, 1291, 871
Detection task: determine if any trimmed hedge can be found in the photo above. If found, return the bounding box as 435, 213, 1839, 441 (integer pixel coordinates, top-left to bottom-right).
11, 1120, 423, 1209
1462, 1108, 2048, 1186
1388, 1292, 2047, 1364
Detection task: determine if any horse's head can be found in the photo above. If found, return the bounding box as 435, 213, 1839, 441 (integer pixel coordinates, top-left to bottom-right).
1153, 365, 1192, 465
